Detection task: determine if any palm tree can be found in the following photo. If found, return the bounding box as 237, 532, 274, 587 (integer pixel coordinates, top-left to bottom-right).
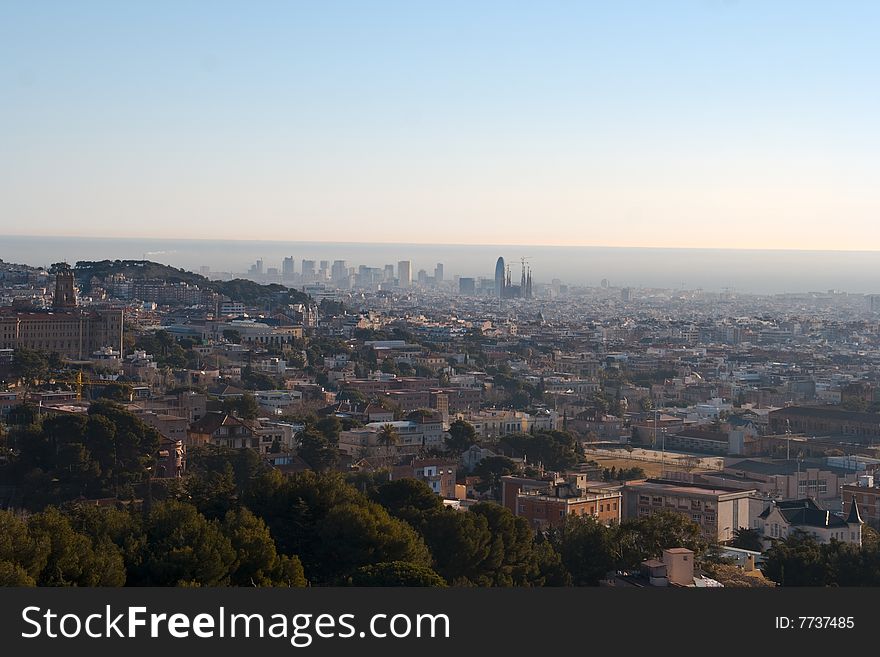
377, 423, 400, 457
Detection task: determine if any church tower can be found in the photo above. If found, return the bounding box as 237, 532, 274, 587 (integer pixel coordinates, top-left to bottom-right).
52, 263, 77, 309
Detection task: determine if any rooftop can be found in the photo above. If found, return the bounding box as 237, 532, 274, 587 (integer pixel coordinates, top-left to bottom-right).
758, 498, 857, 528
726, 459, 851, 477
771, 406, 880, 424
628, 478, 756, 498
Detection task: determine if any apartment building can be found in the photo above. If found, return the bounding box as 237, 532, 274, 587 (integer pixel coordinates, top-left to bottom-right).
623, 479, 755, 542
457, 408, 558, 440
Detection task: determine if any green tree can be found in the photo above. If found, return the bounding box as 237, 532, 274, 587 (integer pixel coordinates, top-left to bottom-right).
28, 507, 126, 586
473, 456, 519, 500
417, 509, 495, 585
297, 429, 339, 472
187, 444, 267, 491
222, 394, 261, 419
613, 511, 707, 569
61, 504, 144, 576
316, 415, 342, 442
337, 389, 367, 405
377, 423, 400, 455
240, 366, 281, 391
222, 507, 306, 586
0, 561, 35, 586
445, 419, 477, 454
135, 501, 236, 586
508, 390, 531, 410
762, 530, 828, 586
12, 348, 49, 390
730, 527, 763, 552
499, 430, 580, 471
243, 471, 425, 585
88, 401, 161, 492
317, 502, 432, 582
534, 536, 572, 586
550, 516, 615, 585
373, 478, 443, 522
185, 464, 238, 519
0, 510, 49, 584
349, 561, 446, 587
222, 329, 242, 344
98, 382, 133, 402
6, 403, 40, 427
468, 503, 543, 586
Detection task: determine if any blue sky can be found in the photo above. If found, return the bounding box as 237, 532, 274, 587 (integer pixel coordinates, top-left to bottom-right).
2, 1, 879, 249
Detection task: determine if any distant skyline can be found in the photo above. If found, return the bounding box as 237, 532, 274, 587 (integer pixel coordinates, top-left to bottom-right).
5, 235, 880, 295
3, 1, 880, 249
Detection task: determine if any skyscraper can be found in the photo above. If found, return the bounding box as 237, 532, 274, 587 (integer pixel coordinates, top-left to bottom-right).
331, 260, 347, 283
434, 263, 444, 283
282, 257, 295, 278
398, 260, 412, 287
494, 257, 506, 298
302, 260, 316, 280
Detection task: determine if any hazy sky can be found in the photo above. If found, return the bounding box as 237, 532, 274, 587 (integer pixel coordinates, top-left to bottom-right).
2, 1, 879, 249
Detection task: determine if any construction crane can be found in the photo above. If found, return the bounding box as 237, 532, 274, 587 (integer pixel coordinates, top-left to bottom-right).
46, 371, 130, 402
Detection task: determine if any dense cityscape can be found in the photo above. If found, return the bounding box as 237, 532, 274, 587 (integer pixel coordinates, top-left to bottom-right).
3, 251, 880, 587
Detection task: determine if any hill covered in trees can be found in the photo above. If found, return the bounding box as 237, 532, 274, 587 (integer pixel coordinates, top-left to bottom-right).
72, 259, 311, 305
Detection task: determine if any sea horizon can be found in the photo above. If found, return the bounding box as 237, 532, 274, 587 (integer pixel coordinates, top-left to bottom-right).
3, 233, 880, 296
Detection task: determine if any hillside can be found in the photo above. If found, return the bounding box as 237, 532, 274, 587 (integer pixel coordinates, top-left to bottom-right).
73, 259, 311, 305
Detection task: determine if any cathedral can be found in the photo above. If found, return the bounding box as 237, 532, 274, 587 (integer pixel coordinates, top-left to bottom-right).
494, 256, 533, 300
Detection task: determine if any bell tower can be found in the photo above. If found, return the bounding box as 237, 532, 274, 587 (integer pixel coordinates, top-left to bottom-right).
52, 263, 77, 309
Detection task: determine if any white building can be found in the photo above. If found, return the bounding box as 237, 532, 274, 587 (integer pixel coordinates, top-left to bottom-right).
457, 408, 558, 440
338, 418, 446, 456
255, 389, 303, 414
220, 301, 245, 316
755, 498, 863, 547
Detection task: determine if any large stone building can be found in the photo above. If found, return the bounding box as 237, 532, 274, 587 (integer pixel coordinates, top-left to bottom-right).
623, 479, 755, 542
769, 406, 880, 442
698, 459, 856, 509
0, 265, 123, 359
502, 475, 622, 530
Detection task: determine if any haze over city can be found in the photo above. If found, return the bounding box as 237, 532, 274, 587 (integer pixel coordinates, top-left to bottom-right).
7, 0, 880, 618
4, 235, 880, 294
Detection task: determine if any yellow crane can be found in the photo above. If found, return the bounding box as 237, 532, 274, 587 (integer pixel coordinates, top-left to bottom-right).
47, 371, 129, 401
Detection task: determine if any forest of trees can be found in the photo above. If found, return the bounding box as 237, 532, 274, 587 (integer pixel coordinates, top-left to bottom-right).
0, 402, 724, 587
760, 527, 880, 586
0, 467, 715, 588
7, 402, 880, 588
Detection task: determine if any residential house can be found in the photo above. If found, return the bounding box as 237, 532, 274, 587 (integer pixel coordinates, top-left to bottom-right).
755, 498, 862, 546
